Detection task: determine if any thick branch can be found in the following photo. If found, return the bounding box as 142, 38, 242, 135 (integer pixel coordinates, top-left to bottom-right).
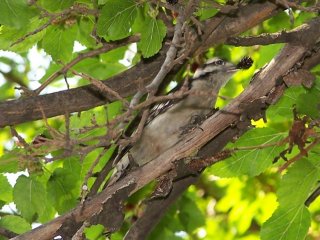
0, 52, 165, 128
226, 22, 315, 46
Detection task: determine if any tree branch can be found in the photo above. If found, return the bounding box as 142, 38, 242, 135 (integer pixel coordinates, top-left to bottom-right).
226, 22, 315, 46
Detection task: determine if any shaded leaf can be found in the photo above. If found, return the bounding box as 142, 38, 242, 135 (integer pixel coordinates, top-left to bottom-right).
296, 87, 320, 119
40, 0, 75, 11
77, 17, 96, 48
267, 86, 306, 122
178, 195, 205, 232
277, 159, 319, 207
47, 168, 80, 214
13, 176, 47, 222
42, 25, 78, 62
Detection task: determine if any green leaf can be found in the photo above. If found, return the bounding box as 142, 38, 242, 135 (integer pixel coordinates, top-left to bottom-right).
42, 24, 78, 62
267, 86, 306, 122
0, 215, 31, 234
261, 205, 310, 240
0, 18, 47, 52
0, 0, 37, 28
63, 156, 81, 176
47, 168, 80, 214
73, 58, 126, 79
178, 195, 205, 232
100, 46, 128, 63
277, 158, 319, 207
40, 0, 75, 11
0, 150, 20, 173
195, 2, 218, 21
211, 128, 286, 177
139, 18, 166, 58
0, 174, 13, 202
106, 101, 124, 121
13, 175, 47, 222
296, 87, 320, 119
97, 0, 137, 41
84, 224, 105, 240
78, 17, 96, 48
261, 158, 320, 240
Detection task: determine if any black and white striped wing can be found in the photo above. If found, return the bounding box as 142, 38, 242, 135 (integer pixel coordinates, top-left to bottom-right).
146, 97, 178, 124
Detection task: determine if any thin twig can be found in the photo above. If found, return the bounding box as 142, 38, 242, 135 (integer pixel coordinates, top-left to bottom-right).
226, 27, 308, 46
305, 185, 320, 207
231, 141, 286, 151
10, 127, 30, 150
34, 35, 139, 95
72, 70, 129, 107
11, 3, 98, 47
130, 3, 188, 107
82, 148, 109, 195
11, 20, 53, 47
71, 221, 89, 240
276, 0, 320, 13
278, 137, 320, 173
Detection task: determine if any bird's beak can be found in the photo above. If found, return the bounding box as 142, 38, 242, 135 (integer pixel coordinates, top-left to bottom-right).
236, 57, 253, 70
226, 66, 238, 73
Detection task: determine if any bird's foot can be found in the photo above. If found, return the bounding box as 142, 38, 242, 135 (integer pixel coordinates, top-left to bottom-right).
179, 114, 206, 136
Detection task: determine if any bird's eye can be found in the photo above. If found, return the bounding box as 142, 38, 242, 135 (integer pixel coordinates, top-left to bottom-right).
216, 59, 224, 65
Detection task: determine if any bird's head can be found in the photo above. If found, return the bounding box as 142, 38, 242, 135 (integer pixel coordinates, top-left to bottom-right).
193, 56, 253, 88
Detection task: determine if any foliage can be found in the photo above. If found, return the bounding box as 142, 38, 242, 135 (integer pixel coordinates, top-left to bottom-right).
0, 0, 319, 239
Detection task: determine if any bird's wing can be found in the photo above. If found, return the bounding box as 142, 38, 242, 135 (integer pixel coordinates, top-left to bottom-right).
146, 97, 178, 124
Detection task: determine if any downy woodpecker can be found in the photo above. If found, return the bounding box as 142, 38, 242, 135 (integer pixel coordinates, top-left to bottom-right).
110, 57, 253, 184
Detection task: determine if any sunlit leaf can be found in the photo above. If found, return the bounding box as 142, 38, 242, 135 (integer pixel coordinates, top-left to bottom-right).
211, 128, 286, 177
84, 224, 105, 240
0, 215, 31, 234
139, 18, 166, 58
261, 205, 310, 240
97, 0, 137, 40
0, 174, 13, 202
0, 18, 47, 52
261, 158, 320, 240
0, 0, 38, 28
0, 150, 20, 173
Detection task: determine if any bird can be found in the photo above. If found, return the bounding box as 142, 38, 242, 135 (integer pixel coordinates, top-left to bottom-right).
109, 57, 253, 184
